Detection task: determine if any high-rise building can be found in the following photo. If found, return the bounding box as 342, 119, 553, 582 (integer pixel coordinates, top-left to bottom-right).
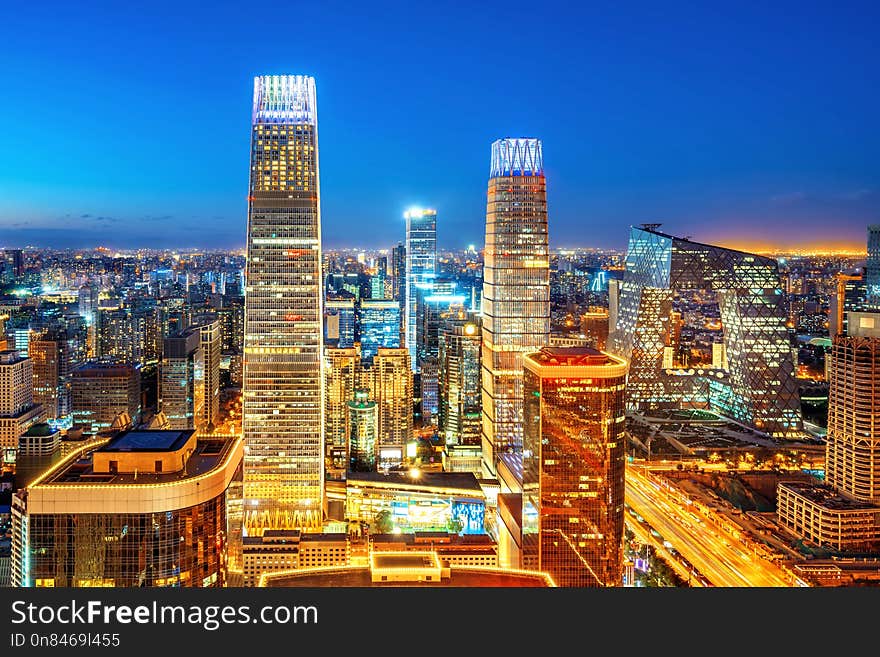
404, 208, 437, 371
0, 350, 45, 452
11, 429, 243, 587
359, 299, 401, 361
348, 388, 379, 472
243, 74, 324, 533
325, 296, 356, 348
218, 295, 245, 352
439, 318, 482, 448
77, 285, 99, 323
480, 138, 550, 477
159, 327, 203, 430
522, 346, 628, 586
777, 311, 880, 550
415, 280, 467, 426
29, 328, 76, 422
365, 348, 412, 466
866, 225, 880, 308
392, 241, 406, 302
608, 225, 802, 437
825, 312, 880, 504
193, 317, 222, 432
71, 361, 141, 432
324, 347, 361, 479
830, 272, 866, 338
3, 249, 24, 282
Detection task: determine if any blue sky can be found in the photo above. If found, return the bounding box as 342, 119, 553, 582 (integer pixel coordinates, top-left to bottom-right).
0, 0, 877, 250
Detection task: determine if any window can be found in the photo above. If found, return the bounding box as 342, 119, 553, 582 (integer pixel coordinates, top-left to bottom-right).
155, 460, 163, 473
109, 461, 118, 474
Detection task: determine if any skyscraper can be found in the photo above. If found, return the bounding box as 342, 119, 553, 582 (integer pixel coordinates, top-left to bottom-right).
323, 346, 361, 479
159, 328, 203, 430
438, 318, 482, 447
348, 388, 378, 472
522, 346, 628, 586
777, 311, 880, 550
608, 225, 802, 437
193, 317, 222, 432
29, 328, 75, 422
324, 296, 356, 348
0, 350, 45, 452
867, 224, 880, 307
359, 299, 401, 361
415, 280, 467, 426
480, 138, 550, 477
243, 75, 324, 534
365, 348, 412, 466
404, 208, 437, 371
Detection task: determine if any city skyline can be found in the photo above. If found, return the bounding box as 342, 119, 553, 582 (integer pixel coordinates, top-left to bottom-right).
1, 2, 878, 251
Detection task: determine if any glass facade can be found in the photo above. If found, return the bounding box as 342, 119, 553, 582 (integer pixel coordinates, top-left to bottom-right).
324, 297, 356, 348
439, 319, 482, 447
404, 209, 437, 372
348, 389, 378, 472
159, 329, 203, 430
867, 225, 880, 308
480, 138, 550, 476
359, 299, 401, 361
609, 226, 802, 437
23, 494, 234, 588
243, 75, 324, 533
522, 347, 627, 587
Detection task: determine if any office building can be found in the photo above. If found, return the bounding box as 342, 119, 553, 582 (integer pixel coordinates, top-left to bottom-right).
70, 361, 140, 432
243, 74, 324, 533
159, 327, 203, 430
365, 348, 413, 465
480, 138, 550, 477
404, 208, 437, 371
217, 295, 245, 352
416, 280, 467, 426
324, 296, 356, 348
29, 328, 76, 422
11, 429, 243, 587
867, 225, 880, 307
608, 225, 802, 437
348, 388, 379, 472
522, 346, 628, 586
439, 318, 481, 448
324, 347, 360, 479
359, 299, 401, 361
0, 350, 45, 452
242, 530, 349, 587
830, 271, 867, 338
580, 307, 609, 350
193, 317, 222, 431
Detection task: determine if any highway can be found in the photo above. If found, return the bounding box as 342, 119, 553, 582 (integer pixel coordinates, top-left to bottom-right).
625, 465, 794, 587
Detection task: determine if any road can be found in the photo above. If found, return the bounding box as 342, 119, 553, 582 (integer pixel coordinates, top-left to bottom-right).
625, 465, 794, 587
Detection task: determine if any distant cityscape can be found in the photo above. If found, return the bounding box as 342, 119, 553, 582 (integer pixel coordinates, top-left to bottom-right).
1, 74, 879, 590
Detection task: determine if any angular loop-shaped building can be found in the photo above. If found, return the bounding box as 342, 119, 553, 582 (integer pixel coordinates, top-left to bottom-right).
609, 226, 802, 437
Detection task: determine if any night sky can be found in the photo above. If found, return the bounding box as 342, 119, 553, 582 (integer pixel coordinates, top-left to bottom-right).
0, 0, 877, 251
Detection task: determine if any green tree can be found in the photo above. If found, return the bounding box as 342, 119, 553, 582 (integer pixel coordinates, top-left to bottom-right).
446, 516, 463, 534
373, 509, 394, 533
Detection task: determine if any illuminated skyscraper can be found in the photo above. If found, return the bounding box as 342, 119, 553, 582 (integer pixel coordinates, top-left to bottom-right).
438, 318, 482, 447
416, 280, 467, 426
359, 299, 401, 361
243, 75, 324, 533
324, 296, 356, 348
608, 225, 802, 437
480, 138, 550, 477
159, 328, 203, 430
194, 318, 222, 432
29, 329, 75, 422
404, 208, 437, 371
522, 347, 628, 586
867, 225, 880, 307
323, 346, 360, 479
777, 312, 880, 550
0, 350, 45, 452
365, 348, 412, 467
348, 388, 379, 472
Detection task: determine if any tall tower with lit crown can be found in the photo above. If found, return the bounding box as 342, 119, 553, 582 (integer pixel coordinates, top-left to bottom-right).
480, 138, 550, 477
243, 75, 324, 534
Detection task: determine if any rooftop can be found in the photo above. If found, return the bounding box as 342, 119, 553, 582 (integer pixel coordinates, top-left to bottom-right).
35, 435, 237, 487
97, 429, 193, 453
779, 482, 880, 511
346, 469, 483, 494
